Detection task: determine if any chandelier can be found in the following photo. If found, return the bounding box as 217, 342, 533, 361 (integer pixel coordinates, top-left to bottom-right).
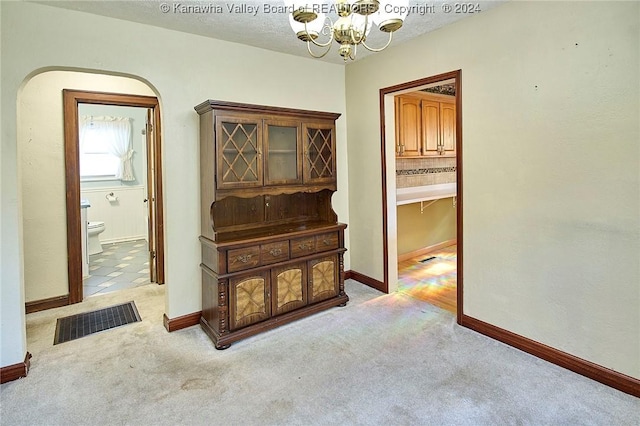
285, 0, 409, 61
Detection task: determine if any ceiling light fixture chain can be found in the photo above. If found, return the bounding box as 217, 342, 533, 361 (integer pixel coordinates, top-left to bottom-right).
285, 0, 408, 61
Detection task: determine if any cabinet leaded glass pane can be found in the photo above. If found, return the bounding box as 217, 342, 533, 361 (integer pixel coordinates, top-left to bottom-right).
221, 122, 259, 183
306, 128, 333, 179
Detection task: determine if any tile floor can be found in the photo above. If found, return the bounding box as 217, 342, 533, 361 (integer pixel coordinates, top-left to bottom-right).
83, 240, 151, 297
397, 244, 457, 313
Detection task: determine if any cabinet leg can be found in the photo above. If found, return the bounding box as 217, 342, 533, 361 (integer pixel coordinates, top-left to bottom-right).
339, 302, 348, 307
215, 343, 231, 350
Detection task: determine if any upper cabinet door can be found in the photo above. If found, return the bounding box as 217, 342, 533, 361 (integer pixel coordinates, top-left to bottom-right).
421, 100, 441, 156
302, 122, 336, 185
215, 115, 263, 189
395, 96, 422, 156
440, 102, 456, 154
264, 119, 302, 186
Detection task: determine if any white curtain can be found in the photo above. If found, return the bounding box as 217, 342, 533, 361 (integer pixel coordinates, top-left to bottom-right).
79, 115, 135, 181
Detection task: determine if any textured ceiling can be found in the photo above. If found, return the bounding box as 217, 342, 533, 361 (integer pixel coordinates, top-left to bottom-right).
34, 0, 505, 64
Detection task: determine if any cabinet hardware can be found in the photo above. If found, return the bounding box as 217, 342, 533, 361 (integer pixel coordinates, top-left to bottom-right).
322, 239, 330, 246
237, 254, 252, 263
269, 248, 282, 256
299, 243, 312, 250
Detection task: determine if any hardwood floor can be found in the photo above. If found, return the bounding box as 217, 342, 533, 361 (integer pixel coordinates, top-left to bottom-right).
397, 244, 457, 313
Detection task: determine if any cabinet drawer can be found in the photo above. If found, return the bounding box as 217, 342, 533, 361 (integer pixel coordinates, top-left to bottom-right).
228, 246, 261, 272
290, 237, 316, 258
315, 233, 339, 253
261, 241, 289, 265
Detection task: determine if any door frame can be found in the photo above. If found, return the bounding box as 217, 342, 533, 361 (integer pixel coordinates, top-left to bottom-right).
63, 89, 165, 304
379, 70, 463, 323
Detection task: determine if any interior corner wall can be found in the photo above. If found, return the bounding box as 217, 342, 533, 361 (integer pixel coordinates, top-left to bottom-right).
19, 72, 154, 303
345, 1, 639, 378
396, 199, 456, 256
1, 0, 349, 367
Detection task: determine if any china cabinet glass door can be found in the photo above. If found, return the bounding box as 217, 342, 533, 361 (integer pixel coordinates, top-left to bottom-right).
216, 116, 263, 189
303, 122, 335, 184
264, 119, 302, 185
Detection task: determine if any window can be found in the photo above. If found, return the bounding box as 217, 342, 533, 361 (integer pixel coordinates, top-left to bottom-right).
79, 116, 134, 181
80, 127, 120, 178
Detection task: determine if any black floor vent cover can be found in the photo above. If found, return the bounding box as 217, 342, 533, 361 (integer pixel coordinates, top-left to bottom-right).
54, 301, 141, 345
419, 256, 437, 264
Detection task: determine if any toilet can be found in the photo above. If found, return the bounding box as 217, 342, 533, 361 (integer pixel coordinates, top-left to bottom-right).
87, 221, 106, 255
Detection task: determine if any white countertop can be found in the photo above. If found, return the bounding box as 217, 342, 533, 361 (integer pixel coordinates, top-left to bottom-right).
396, 183, 457, 205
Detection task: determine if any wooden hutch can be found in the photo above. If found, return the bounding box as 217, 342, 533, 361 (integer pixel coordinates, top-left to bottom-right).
195, 100, 348, 349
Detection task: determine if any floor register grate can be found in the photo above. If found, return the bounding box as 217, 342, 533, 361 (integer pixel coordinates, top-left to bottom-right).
54, 301, 141, 345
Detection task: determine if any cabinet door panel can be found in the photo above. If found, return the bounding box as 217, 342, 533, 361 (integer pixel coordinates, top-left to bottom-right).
309, 255, 339, 304
421, 100, 440, 155
440, 102, 456, 153
264, 119, 302, 185
229, 272, 270, 330
396, 96, 422, 156
216, 115, 263, 189
303, 122, 336, 184
272, 263, 307, 316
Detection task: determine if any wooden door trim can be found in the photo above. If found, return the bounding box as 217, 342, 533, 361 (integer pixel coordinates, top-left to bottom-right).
62, 89, 165, 304
378, 70, 463, 323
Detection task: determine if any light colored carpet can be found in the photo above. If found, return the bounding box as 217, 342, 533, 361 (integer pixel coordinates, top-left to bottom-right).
1, 281, 638, 425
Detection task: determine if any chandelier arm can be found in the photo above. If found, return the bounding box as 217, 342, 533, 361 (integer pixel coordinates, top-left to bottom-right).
349, 14, 368, 45
361, 31, 394, 52
306, 40, 332, 59
349, 43, 357, 61
305, 18, 334, 48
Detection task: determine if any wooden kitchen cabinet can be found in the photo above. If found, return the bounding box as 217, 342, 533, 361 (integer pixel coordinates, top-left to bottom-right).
395, 96, 422, 156
196, 100, 348, 349
395, 93, 456, 157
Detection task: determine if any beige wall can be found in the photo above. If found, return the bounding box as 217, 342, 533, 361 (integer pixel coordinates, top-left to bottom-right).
1, 2, 349, 366
397, 199, 456, 256
19, 72, 154, 302
346, 1, 639, 378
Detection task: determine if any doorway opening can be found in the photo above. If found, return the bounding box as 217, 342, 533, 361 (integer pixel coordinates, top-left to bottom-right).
64, 90, 165, 304
379, 70, 463, 322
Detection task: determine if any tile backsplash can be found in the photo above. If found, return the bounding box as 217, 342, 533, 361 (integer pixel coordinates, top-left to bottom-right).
396, 157, 456, 188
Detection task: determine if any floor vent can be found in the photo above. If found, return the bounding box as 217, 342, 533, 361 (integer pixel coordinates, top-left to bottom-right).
419, 256, 437, 264
54, 301, 141, 345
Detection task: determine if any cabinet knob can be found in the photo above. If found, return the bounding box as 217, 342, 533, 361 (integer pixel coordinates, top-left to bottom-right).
237, 254, 252, 263
322, 239, 330, 246
299, 243, 312, 251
